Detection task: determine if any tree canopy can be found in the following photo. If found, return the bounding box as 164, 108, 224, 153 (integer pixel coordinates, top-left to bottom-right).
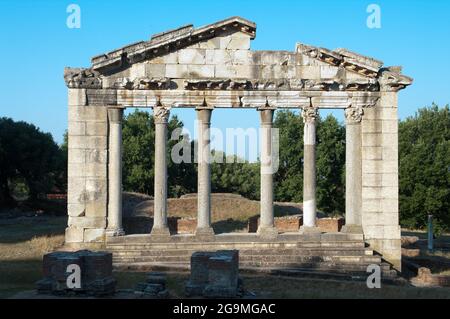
0, 117, 65, 206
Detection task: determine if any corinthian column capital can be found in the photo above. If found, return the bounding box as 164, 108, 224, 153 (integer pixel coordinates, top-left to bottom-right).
301, 106, 318, 124
345, 106, 364, 124
153, 106, 171, 124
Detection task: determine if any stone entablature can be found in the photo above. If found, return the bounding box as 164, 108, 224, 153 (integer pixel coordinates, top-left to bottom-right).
64, 16, 412, 271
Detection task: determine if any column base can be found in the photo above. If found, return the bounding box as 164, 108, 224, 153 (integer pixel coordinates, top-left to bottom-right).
341, 224, 363, 234
195, 227, 215, 241
106, 228, 125, 237
299, 225, 321, 234
151, 226, 171, 239
257, 226, 278, 240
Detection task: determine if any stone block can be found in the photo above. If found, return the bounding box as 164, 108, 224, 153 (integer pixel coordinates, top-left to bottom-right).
85, 201, 107, 218
149, 51, 178, 64
379, 92, 398, 107
68, 203, 86, 217
65, 226, 84, 243
233, 50, 253, 65
362, 186, 398, 200
363, 212, 398, 226
68, 121, 86, 136
186, 250, 240, 298
362, 133, 381, 147
86, 90, 117, 106
320, 66, 340, 78
260, 65, 296, 79
214, 64, 257, 78
86, 149, 107, 164
362, 146, 382, 160
188, 65, 215, 78
316, 217, 345, 232
69, 136, 107, 150
84, 228, 105, 242
68, 89, 87, 106
86, 122, 108, 137
68, 149, 86, 164
297, 65, 320, 79
68, 217, 106, 228
382, 120, 398, 133
67, 177, 86, 204
37, 250, 115, 296
362, 159, 398, 174
143, 63, 166, 77
178, 48, 206, 64
219, 33, 251, 50
362, 120, 382, 133
198, 37, 221, 49
129, 63, 146, 78
206, 49, 233, 65
258, 51, 297, 66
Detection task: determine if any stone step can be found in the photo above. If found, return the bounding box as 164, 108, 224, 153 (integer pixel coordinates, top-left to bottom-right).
106, 241, 366, 251
247, 267, 399, 281
106, 232, 365, 245
113, 256, 390, 271
112, 261, 393, 275
112, 254, 382, 265
109, 248, 374, 257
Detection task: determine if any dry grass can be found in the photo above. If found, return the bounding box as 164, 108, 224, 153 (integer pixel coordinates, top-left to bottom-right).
0, 216, 65, 298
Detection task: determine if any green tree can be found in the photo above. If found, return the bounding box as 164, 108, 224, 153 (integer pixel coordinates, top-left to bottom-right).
273, 110, 305, 202
122, 109, 196, 197
273, 110, 346, 216
0, 117, 64, 206
399, 104, 450, 233
211, 152, 259, 200
316, 114, 346, 216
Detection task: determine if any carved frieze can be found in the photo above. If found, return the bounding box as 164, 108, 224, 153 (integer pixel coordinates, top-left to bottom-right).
64, 68, 102, 89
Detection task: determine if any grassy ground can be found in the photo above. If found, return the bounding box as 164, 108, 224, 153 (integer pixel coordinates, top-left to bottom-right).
1, 204, 450, 298
0, 216, 66, 298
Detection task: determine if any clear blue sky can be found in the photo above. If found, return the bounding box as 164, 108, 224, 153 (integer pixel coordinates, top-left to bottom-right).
0, 0, 449, 152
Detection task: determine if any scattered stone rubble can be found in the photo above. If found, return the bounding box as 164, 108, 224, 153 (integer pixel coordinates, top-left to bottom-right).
186, 250, 243, 298
36, 250, 116, 297
134, 272, 169, 298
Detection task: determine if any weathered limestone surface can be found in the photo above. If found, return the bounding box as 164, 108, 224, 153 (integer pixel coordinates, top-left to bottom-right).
66, 88, 108, 244
36, 250, 115, 296
64, 16, 412, 271
185, 250, 240, 298
361, 90, 402, 270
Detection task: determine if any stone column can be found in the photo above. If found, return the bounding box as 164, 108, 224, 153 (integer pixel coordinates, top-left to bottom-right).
342, 106, 364, 234
300, 106, 320, 233
151, 106, 171, 237
196, 108, 215, 239
257, 109, 278, 239
107, 107, 125, 236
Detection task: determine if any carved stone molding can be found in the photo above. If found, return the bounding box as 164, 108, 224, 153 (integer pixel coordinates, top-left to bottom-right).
153, 106, 171, 124
345, 106, 364, 124
114, 77, 172, 90
302, 106, 318, 124
64, 68, 102, 89
379, 68, 413, 92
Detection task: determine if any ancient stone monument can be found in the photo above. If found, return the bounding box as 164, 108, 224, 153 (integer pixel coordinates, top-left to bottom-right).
36, 250, 116, 296
64, 17, 412, 272
186, 250, 241, 298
